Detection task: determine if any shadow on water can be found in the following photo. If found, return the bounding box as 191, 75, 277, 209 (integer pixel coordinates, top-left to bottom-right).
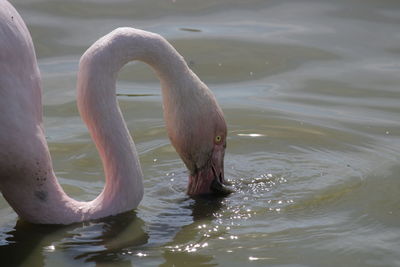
190, 195, 225, 221
0, 211, 149, 266
160, 195, 225, 267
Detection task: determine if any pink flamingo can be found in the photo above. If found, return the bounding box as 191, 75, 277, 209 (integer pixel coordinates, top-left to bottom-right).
0, 1, 229, 224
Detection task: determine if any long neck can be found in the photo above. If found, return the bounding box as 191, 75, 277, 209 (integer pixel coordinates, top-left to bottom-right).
74, 28, 193, 220
76, 28, 193, 217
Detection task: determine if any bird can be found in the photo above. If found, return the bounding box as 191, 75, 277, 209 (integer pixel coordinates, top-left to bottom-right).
0, 0, 230, 225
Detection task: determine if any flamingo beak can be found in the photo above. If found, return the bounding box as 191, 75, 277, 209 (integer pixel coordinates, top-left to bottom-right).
187, 145, 233, 196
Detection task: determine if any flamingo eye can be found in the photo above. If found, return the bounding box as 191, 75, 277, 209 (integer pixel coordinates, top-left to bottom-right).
215, 135, 222, 143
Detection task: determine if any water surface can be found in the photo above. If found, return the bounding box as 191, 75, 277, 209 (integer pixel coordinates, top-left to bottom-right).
1, 0, 400, 266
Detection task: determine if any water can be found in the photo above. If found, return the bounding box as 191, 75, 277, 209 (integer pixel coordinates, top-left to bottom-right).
1, 0, 400, 266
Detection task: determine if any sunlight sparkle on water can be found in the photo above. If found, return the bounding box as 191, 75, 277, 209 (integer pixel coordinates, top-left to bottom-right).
249, 256, 273, 261
237, 133, 265, 137
43, 245, 55, 252
169, 242, 210, 253
136, 252, 147, 257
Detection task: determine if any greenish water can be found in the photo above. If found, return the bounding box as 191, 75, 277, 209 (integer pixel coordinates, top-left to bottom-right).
1, 0, 400, 266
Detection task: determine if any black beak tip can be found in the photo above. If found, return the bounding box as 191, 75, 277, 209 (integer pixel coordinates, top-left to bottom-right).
210, 178, 234, 196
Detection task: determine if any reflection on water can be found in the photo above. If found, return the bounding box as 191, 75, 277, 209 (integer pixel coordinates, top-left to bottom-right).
1, 196, 228, 266
1, 0, 400, 266
160, 197, 226, 266
1, 212, 148, 265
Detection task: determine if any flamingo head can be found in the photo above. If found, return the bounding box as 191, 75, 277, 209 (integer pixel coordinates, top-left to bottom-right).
186, 132, 232, 197
166, 93, 232, 197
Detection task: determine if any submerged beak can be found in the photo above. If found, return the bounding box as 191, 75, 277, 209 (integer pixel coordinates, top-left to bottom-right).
187, 145, 233, 196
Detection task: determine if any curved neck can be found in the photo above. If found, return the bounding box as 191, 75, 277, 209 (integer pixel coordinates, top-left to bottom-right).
76, 28, 192, 202
74, 28, 194, 221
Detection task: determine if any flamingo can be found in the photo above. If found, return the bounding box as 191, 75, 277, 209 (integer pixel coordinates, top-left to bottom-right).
0, 1, 230, 224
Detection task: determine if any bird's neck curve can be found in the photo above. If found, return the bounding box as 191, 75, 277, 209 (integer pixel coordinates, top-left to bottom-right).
74, 28, 198, 222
